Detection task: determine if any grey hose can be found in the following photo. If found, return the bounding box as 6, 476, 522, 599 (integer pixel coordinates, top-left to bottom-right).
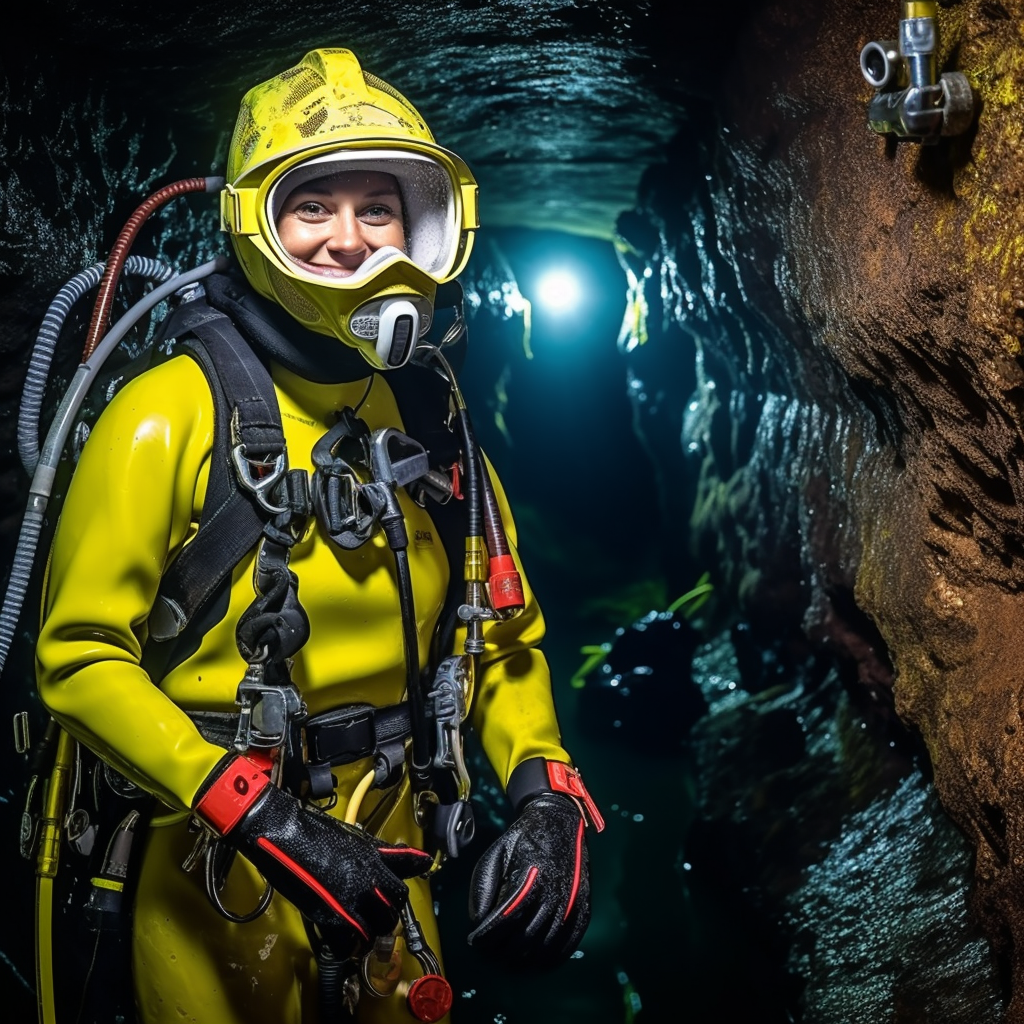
0, 256, 230, 677
18, 255, 177, 476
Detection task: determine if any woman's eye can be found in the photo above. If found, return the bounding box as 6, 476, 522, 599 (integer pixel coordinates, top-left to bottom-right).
291, 201, 329, 218
362, 204, 397, 222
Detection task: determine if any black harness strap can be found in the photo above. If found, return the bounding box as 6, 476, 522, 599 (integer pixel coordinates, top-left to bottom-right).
144, 299, 472, 715
147, 305, 284, 643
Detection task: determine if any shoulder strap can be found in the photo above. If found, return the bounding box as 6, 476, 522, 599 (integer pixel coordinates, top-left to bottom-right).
146, 301, 284, 645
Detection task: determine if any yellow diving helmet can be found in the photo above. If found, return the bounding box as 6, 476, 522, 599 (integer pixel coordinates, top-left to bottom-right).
220, 48, 479, 369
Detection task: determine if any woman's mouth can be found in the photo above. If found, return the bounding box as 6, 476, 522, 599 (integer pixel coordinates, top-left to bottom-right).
288, 255, 359, 278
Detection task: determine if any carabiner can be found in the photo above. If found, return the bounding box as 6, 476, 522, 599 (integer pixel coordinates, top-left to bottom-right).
231, 443, 289, 514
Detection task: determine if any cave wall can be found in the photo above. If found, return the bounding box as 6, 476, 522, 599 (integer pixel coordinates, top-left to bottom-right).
635, 0, 1024, 1012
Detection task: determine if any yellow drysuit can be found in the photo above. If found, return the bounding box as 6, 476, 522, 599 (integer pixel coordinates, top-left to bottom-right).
36, 350, 569, 1023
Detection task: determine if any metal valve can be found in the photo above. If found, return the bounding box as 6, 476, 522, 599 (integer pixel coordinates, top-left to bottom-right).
860, 2, 974, 144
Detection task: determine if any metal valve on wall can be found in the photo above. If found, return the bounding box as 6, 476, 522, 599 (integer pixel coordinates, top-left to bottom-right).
860, 1, 975, 143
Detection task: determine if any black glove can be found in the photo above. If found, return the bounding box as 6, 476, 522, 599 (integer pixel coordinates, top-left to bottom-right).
194, 753, 432, 946
468, 785, 594, 969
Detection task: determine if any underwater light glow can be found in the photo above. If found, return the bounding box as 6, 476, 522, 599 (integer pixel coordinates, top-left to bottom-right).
535, 268, 582, 314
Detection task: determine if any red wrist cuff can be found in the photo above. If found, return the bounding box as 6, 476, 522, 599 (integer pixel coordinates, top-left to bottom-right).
194, 754, 273, 835
546, 761, 605, 832
506, 757, 605, 832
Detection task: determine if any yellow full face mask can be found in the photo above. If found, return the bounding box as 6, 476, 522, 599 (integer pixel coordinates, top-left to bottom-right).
221, 48, 479, 369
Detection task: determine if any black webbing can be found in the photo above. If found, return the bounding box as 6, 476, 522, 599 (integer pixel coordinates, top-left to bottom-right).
148, 305, 284, 642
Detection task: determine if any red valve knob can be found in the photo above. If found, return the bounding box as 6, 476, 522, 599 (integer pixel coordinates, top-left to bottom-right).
406, 974, 453, 1022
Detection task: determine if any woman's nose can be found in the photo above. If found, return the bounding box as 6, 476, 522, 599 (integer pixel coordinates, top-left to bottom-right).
325, 210, 367, 255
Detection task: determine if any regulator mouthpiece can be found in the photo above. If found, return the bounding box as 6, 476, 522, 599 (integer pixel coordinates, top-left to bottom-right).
377, 297, 422, 368
347, 294, 432, 368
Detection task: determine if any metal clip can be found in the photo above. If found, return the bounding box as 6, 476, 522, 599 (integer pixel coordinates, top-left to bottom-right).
19, 775, 40, 860
231, 444, 289, 514
427, 656, 472, 800
361, 934, 402, 998
182, 823, 212, 873
310, 418, 378, 548
369, 428, 431, 488
13, 711, 30, 754
65, 807, 96, 857
234, 660, 305, 752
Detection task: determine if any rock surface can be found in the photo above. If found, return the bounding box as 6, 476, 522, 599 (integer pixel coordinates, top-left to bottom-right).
648, 1, 1024, 1014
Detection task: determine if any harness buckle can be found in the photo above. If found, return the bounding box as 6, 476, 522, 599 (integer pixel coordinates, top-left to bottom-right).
302, 703, 411, 798
231, 443, 289, 514
233, 658, 306, 753
304, 704, 377, 765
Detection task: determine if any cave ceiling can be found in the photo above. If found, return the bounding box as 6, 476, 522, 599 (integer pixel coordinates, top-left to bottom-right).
0, 0, 728, 241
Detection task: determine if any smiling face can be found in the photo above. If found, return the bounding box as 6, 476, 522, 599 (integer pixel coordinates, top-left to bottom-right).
275, 170, 406, 278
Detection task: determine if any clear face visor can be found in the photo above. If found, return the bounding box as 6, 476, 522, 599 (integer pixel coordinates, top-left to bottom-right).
266, 149, 460, 285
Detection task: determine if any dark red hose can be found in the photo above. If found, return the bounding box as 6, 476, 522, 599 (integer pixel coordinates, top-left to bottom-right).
477, 449, 524, 611
82, 177, 211, 359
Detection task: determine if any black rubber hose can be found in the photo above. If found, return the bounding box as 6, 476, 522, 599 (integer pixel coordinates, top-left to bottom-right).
454, 406, 482, 540
379, 486, 432, 790
316, 943, 344, 1021
393, 544, 433, 792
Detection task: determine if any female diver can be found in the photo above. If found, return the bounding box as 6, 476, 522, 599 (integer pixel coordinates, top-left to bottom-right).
34, 47, 602, 1024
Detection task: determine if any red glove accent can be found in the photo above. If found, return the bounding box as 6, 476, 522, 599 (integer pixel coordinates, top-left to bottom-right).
505, 757, 605, 832
546, 761, 605, 832
194, 754, 273, 835
468, 793, 591, 968
192, 753, 432, 947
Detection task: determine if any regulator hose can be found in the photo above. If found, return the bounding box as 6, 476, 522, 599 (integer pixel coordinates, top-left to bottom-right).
18, 255, 175, 476
0, 257, 229, 679
82, 176, 224, 359
476, 446, 508, 560
475, 444, 523, 613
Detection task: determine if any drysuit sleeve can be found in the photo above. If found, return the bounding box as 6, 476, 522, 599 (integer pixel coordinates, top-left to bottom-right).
35, 355, 230, 811
466, 458, 575, 788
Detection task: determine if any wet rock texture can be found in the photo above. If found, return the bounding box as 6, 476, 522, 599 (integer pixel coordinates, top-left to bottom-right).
639, 0, 1024, 1015
686, 630, 1003, 1023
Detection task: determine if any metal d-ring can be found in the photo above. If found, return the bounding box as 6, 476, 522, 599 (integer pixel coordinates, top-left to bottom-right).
231, 444, 289, 514
204, 837, 274, 923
